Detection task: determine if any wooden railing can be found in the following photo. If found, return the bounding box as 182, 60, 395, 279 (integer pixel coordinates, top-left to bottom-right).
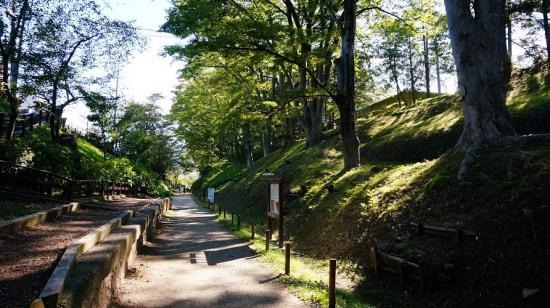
0, 110, 53, 140
0, 160, 142, 199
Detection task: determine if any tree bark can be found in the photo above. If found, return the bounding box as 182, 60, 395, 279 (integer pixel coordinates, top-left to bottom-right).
407, 37, 417, 104
435, 44, 442, 94
423, 35, 431, 98
243, 124, 254, 168
335, 0, 360, 169
444, 0, 515, 152
506, 16, 512, 59
543, 0, 550, 64
262, 116, 272, 157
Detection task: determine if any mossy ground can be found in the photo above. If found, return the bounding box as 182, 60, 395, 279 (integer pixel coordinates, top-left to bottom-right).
198, 71, 550, 307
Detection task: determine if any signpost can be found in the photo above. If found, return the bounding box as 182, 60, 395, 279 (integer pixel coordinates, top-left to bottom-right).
266, 175, 284, 248
207, 187, 215, 206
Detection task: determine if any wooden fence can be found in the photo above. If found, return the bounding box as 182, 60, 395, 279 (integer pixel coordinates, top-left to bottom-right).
0, 110, 55, 140
0, 160, 141, 199
371, 246, 454, 292
410, 222, 479, 244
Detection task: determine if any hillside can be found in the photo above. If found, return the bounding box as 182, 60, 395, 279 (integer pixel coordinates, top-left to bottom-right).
195, 70, 550, 307
0, 126, 170, 197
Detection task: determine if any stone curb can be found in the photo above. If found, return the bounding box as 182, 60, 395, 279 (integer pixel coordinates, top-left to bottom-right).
36, 210, 133, 308
29, 198, 172, 308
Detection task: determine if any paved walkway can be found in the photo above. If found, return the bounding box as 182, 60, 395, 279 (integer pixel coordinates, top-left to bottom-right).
115, 195, 307, 308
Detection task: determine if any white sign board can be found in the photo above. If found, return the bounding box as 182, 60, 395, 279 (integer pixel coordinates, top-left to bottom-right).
207, 188, 215, 204
269, 183, 280, 216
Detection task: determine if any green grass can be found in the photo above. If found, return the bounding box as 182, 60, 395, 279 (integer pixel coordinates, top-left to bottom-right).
77, 138, 105, 161
196, 199, 370, 307
194, 69, 550, 307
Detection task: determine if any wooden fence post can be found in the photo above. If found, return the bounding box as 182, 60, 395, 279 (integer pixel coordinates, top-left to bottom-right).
265, 230, 270, 251
251, 223, 255, 239
21, 115, 26, 136
285, 242, 290, 275
237, 216, 240, 230
371, 246, 380, 277
223, 208, 226, 219
231, 213, 234, 225
0, 113, 4, 139
329, 259, 336, 308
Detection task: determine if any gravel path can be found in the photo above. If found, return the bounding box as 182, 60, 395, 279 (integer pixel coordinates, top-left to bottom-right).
115, 195, 307, 308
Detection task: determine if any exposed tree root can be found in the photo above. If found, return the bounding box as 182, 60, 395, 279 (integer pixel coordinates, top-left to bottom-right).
456, 133, 550, 182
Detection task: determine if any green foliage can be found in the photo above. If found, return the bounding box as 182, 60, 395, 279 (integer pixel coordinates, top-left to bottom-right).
196, 86, 550, 306
0, 126, 75, 177
0, 200, 56, 221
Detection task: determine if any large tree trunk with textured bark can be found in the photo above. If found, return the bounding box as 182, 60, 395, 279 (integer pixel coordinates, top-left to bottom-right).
335, 0, 360, 169
445, 0, 521, 180
445, 0, 515, 150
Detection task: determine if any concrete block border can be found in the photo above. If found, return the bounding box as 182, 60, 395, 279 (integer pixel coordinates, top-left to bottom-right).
0, 202, 79, 236
29, 198, 172, 308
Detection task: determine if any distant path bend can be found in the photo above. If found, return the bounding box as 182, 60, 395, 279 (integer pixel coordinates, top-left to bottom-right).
115, 194, 307, 308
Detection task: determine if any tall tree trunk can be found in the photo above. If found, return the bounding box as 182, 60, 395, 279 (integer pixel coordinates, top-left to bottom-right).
506, 16, 512, 59
407, 37, 417, 105
262, 116, 272, 157
423, 35, 431, 98
543, 0, 550, 64
335, 0, 360, 169
283, 116, 295, 148
445, 0, 515, 170
243, 124, 254, 168
435, 44, 442, 94
6, 105, 17, 141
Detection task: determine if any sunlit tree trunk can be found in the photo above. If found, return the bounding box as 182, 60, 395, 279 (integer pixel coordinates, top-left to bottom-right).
335, 0, 360, 169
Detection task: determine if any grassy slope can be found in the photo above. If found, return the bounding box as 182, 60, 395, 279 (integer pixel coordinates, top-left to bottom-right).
199, 70, 550, 307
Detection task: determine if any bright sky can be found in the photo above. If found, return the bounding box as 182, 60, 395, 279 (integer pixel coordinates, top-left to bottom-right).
64, 0, 182, 130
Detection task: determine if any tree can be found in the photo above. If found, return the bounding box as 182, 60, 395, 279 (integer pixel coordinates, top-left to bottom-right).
23, 0, 140, 140
118, 102, 177, 178
444, 0, 550, 180
0, 0, 31, 141
85, 92, 117, 159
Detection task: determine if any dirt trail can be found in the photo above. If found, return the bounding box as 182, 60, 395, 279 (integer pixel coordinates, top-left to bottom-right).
115, 195, 307, 308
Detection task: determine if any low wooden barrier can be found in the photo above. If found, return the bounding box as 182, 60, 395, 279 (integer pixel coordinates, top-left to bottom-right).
371, 246, 454, 292
0, 110, 51, 140
0, 160, 142, 199
410, 222, 478, 244
0, 203, 79, 236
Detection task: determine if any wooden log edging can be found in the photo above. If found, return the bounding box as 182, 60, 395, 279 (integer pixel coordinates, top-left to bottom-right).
371, 246, 454, 292
410, 222, 479, 244
0, 202, 79, 236
36, 210, 133, 308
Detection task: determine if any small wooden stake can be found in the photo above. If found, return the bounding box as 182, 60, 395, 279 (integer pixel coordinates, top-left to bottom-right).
265, 230, 270, 251
237, 216, 240, 230
329, 259, 336, 308
398, 261, 406, 285
454, 228, 463, 245
231, 213, 234, 224
224, 208, 226, 219
285, 242, 291, 275
371, 246, 380, 277
251, 223, 255, 239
